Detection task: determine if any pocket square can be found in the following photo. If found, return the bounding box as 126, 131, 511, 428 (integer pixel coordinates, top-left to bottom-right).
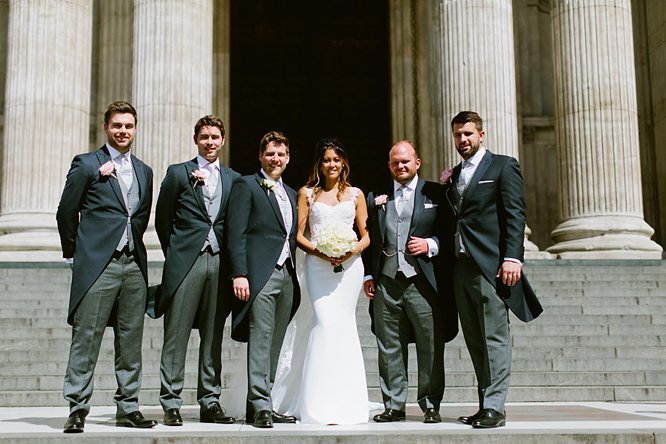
478, 180, 494, 184
424, 203, 438, 209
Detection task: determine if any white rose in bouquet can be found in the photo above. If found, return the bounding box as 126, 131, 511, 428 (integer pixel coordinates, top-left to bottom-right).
315, 223, 358, 272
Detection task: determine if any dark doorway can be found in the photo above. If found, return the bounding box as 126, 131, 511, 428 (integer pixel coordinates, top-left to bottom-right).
229, 1, 391, 193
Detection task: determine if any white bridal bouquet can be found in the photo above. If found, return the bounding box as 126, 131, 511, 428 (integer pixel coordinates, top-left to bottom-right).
315, 223, 358, 273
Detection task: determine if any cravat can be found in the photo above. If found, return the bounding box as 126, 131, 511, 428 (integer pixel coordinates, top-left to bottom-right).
275, 183, 292, 232
457, 160, 472, 196
205, 163, 217, 196
118, 154, 134, 190
395, 186, 410, 215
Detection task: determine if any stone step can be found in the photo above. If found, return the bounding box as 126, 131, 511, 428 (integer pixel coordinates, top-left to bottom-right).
5, 370, 662, 394
2, 261, 666, 407
4, 384, 666, 408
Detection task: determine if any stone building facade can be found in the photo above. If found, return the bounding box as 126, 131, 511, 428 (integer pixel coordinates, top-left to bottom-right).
0, 0, 663, 260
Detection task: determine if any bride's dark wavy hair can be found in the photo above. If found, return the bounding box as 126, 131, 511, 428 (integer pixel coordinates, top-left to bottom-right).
306, 138, 351, 202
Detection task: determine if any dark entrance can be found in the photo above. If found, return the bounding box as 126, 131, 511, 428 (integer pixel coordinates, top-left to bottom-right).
229, 1, 391, 193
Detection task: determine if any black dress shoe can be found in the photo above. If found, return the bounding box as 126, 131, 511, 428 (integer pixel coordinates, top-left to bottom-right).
200, 403, 235, 424
253, 410, 273, 428
116, 411, 157, 428
423, 408, 441, 423
471, 408, 506, 428
272, 410, 297, 423
164, 408, 183, 426
457, 409, 481, 425
63, 410, 86, 433
372, 409, 406, 422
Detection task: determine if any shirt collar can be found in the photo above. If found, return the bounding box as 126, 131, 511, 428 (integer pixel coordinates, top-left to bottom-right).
260, 169, 283, 187
196, 155, 220, 170
106, 144, 130, 161
393, 174, 419, 194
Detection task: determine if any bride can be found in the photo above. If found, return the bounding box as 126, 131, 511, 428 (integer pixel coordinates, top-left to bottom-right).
272, 138, 370, 424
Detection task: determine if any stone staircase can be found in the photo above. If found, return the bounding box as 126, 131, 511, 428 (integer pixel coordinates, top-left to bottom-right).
0, 260, 664, 409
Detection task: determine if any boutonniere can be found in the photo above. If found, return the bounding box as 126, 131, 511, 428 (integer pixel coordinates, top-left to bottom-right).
99, 160, 117, 179
440, 167, 453, 184
191, 168, 207, 188
260, 178, 275, 196
374, 194, 388, 211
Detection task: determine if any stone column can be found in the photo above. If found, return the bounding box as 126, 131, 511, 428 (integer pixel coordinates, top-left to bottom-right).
94, 0, 133, 146
389, 0, 443, 178
133, 0, 214, 259
0, 0, 92, 260
547, 0, 662, 258
432, 0, 540, 254
213, 0, 231, 166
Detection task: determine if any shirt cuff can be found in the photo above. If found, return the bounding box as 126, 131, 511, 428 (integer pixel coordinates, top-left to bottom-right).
504, 257, 522, 265
426, 238, 439, 257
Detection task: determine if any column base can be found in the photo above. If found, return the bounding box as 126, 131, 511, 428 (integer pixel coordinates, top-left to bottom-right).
0, 214, 166, 262
547, 216, 663, 259
0, 213, 62, 261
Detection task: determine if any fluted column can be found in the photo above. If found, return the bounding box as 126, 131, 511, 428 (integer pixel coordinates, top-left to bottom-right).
433, 0, 540, 254
95, 0, 133, 146
213, 0, 230, 165
133, 0, 214, 259
547, 0, 662, 258
0, 0, 92, 260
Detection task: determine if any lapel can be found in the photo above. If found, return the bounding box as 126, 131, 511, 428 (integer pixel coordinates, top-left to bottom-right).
445, 162, 462, 215
97, 147, 126, 210
409, 178, 426, 235
377, 186, 393, 243
186, 159, 208, 216
256, 173, 287, 234
130, 154, 148, 214
461, 150, 493, 207
215, 166, 234, 222
286, 186, 297, 236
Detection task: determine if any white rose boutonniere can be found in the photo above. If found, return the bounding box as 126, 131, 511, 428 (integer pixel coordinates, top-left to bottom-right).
99, 160, 117, 179
191, 168, 208, 188
315, 223, 358, 273
260, 178, 275, 196
374, 194, 388, 211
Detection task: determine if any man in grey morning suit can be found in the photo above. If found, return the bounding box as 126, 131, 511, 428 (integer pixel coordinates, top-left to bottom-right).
226, 131, 300, 428
56, 101, 156, 433
445, 111, 543, 429
150, 115, 239, 426
363, 140, 456, 424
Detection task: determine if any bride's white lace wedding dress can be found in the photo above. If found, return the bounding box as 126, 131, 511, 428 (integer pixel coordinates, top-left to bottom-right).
272, 187, 369, 424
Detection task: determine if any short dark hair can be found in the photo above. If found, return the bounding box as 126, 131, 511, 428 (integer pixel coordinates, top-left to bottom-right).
104, 101, 137, 125
451, 111, 483, 131
194, 115, 225, 138
259, 131, 289, 154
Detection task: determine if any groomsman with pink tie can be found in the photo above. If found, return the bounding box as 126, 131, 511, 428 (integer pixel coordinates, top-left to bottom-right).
56, 101, 155, 433
150, 115, 240, 426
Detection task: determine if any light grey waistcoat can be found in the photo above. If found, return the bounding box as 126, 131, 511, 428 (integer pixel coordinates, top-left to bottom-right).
381, 190, 418, 278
